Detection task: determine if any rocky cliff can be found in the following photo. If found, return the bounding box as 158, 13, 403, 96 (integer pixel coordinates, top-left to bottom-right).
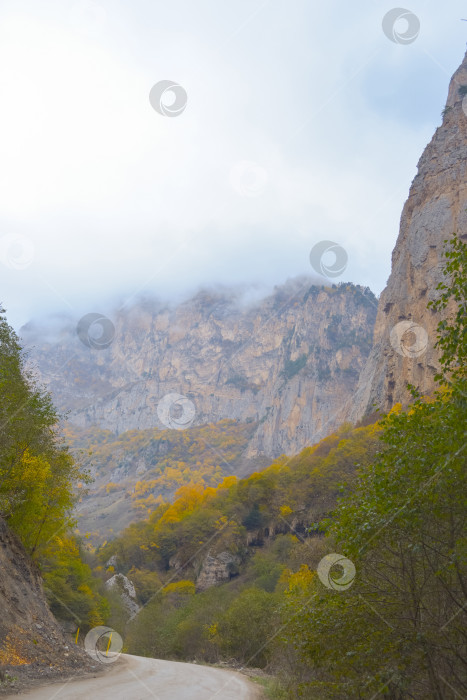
350, 49, 467, 419
22, 52, 467, 476
23, 279, 376, 459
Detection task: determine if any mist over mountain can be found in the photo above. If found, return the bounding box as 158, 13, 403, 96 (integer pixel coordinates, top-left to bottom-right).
22, 277, 377, 460
1, 5, 466, 696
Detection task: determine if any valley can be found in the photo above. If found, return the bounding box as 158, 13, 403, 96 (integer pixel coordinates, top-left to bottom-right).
0, 26, 466, 700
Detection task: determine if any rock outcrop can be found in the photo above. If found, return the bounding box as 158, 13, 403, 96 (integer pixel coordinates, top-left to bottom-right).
350, 49, 467, 419
105, 574, 140, 617
23, 279, 376, 459
196, 552, 240, 591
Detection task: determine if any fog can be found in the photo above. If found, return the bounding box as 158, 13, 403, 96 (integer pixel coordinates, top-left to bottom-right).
0, 0, 465, 329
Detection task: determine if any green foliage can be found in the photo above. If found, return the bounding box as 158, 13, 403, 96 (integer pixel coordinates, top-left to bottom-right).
281, 235, 467, 698
41, 535, 111, 632
252, 676, 289, 699
0, 308, 91, 556
127, 567, 163, 604
118, 235, 466, 696
428, 234, 467, 386
10, 237, 462, 692
127, 585, 237, 662
0, 306, 118, 631
242, 502, 267, 530
249, 551, 284, 592
127, 582, 279, 668
100, 419, 381, 676
217, 587, 279, 667
100, 420, 380, 576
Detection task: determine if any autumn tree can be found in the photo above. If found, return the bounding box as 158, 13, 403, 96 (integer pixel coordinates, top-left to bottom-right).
281, 235, 467, 698
0, 307, 90, 556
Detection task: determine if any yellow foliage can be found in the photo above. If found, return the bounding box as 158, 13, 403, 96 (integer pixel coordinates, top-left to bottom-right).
218, 475, 237, 490
77, 583, 94, 597
88, 607, 105, 628
163, 580, 196, 596
133, 494, 160, 512
285, 565, 315, 594
0, 636, 31, 665
205, 622, 219, 640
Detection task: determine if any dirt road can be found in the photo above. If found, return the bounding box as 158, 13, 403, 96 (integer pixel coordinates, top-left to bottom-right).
7, 654, 261, 699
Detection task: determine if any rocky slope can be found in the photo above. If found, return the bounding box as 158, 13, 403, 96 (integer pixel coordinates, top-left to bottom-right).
0, 518, 93, 693
23, 280, 376, 459
350, 49, 467, 419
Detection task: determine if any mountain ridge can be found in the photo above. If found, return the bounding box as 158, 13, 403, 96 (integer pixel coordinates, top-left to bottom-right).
22, 280, 377, 459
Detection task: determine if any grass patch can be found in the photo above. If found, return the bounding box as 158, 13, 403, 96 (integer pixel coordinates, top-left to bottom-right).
251, 675, 288, 699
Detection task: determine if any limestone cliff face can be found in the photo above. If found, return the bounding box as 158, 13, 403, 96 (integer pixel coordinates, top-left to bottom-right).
23, 279, 376, 459
350, 50, 467, 419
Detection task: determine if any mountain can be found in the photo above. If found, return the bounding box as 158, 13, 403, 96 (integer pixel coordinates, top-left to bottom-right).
21, 49, 467, 547
351, 49, 467, 420
3, 44, 466, 700
23, 279, 376, 460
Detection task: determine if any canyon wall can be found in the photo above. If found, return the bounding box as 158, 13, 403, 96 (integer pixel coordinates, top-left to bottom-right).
350, 50, 467, 419
23, 280, 376, 459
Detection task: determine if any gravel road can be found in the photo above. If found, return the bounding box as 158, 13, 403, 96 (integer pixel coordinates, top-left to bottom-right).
6, 654, 262, 699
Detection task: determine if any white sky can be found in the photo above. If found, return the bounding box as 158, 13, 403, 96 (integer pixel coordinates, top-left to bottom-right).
0, 0, 466, 329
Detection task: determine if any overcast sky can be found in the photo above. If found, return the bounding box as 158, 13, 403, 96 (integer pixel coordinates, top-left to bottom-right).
0, 0, 466, 329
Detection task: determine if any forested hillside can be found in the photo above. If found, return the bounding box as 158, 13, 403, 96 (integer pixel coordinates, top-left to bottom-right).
97, 235, 467, 698
2, 7, 466, 698
1, 235, 465, 699
66, 420, 265, 542
0, 307, 110, 684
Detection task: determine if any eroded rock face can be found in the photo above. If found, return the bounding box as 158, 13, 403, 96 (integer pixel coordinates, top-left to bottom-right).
0, 518, 90, 674
196, 552, 240, 591
23, 279, 376, 458
350, 49, 467, 419
105, 574, 140, 617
